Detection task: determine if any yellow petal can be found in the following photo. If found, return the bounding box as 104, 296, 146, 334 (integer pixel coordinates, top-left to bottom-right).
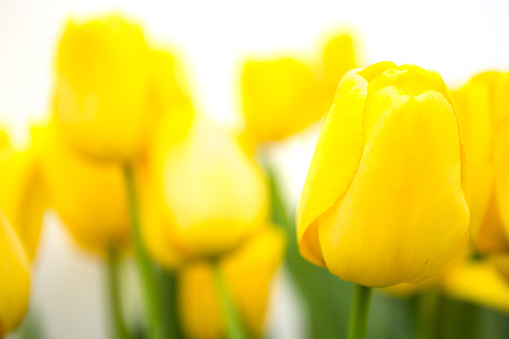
0, 210, 30, 337
322, 34, 356, 99
158, 116, 268, 259
494, 120, 509, 242
178, 226, 286, 339
297, 69, 368, 266
54, 15, 152, 161
441, 258, 509, 313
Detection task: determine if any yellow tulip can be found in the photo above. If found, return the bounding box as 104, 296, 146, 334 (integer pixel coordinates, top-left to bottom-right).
0, 210, 30, 337
145, 113, 268, 262
54, 15, 154, 161
178, 226, 286, 339
36, 123, 129, 254
240, 34, 356, 148
0, 131, 46, 261
297, 62, 469, 287
454, 72, 509, 254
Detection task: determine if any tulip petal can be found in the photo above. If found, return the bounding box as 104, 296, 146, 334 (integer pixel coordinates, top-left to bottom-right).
0, 211, 30, 337
297, 70, 367, 266
494, 121, 509, 241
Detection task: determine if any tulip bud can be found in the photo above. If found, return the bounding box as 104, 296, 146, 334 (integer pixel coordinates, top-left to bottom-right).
54, 15, 153, 161
0, 210, 30, 337
178, 226, 286, 339
36, 123, 129, 254
297, 62, 469, 287
145, 114, 267, 262
0, 131, 46, 261
454, 72, 509, 254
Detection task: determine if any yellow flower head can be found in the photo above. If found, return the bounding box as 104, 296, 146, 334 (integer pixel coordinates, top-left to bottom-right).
297, 62, 469, 287
0, 131, 46, 261
54, 15, 153, 161
0, 210, 30, 337
178, 226, 286, 339
36, 123, 129, 254
145, 112, 268, 263
240, 34, 356, 149
454, 72, 509, 254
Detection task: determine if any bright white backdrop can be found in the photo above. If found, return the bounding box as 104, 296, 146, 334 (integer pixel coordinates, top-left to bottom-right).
1, 1, 508, 338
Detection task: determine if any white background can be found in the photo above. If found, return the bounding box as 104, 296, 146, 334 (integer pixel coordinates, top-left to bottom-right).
1, 1, 508, 338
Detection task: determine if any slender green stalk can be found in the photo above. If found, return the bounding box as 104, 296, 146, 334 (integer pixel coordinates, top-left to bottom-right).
347, 284, 373, 339
410, 290, 439, 339
212, 261, 248, 339
123, 164, 165, 339
107, 245, 131, 339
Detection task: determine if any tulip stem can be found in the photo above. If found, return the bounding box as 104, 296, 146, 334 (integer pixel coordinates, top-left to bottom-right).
123, 164, 165, 339
107, 245, 131, 339
347, 284, 372, 339
212, 261, 248, 339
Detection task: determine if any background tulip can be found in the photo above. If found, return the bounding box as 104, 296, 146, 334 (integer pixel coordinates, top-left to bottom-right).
146, 114, 268, 261
54, 15, 153, 161
0, 210, 30, 337
297, 62, 469, 287
454, 72, 509, 254
178, 226, 286, 339
36, 123, 130, 254
240, 34, 356, 149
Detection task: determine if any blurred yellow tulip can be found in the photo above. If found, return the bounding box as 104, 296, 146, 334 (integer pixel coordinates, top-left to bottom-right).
54, 15, 164, 161
36, 123, 130, 254
454, 72, 509, 254
178, 226, 286, 339
145, 113, 268, 262
297, 62, 469, 287
0, 131, 46, 261
0, 210, 30, 337
240, 34, 356, 149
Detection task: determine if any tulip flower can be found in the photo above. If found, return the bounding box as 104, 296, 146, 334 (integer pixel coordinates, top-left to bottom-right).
35, 122, 129, 254
298, 61, 469, 287
297, 61, 469, 338
178, 226, 286, 339
0, 210, 30, 337
145, 114, 268, 262
0, 131, 46, 261
54, 15, 154, 161
454, 72, 509, 253
240, 34, 356, 149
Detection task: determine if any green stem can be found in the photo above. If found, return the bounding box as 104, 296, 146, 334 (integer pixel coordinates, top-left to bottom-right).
347, 284, 372, 339
212, 261, 248, 339
107, 245, 131, 339
411, 290, 439, 339
123, 164, 165, 339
